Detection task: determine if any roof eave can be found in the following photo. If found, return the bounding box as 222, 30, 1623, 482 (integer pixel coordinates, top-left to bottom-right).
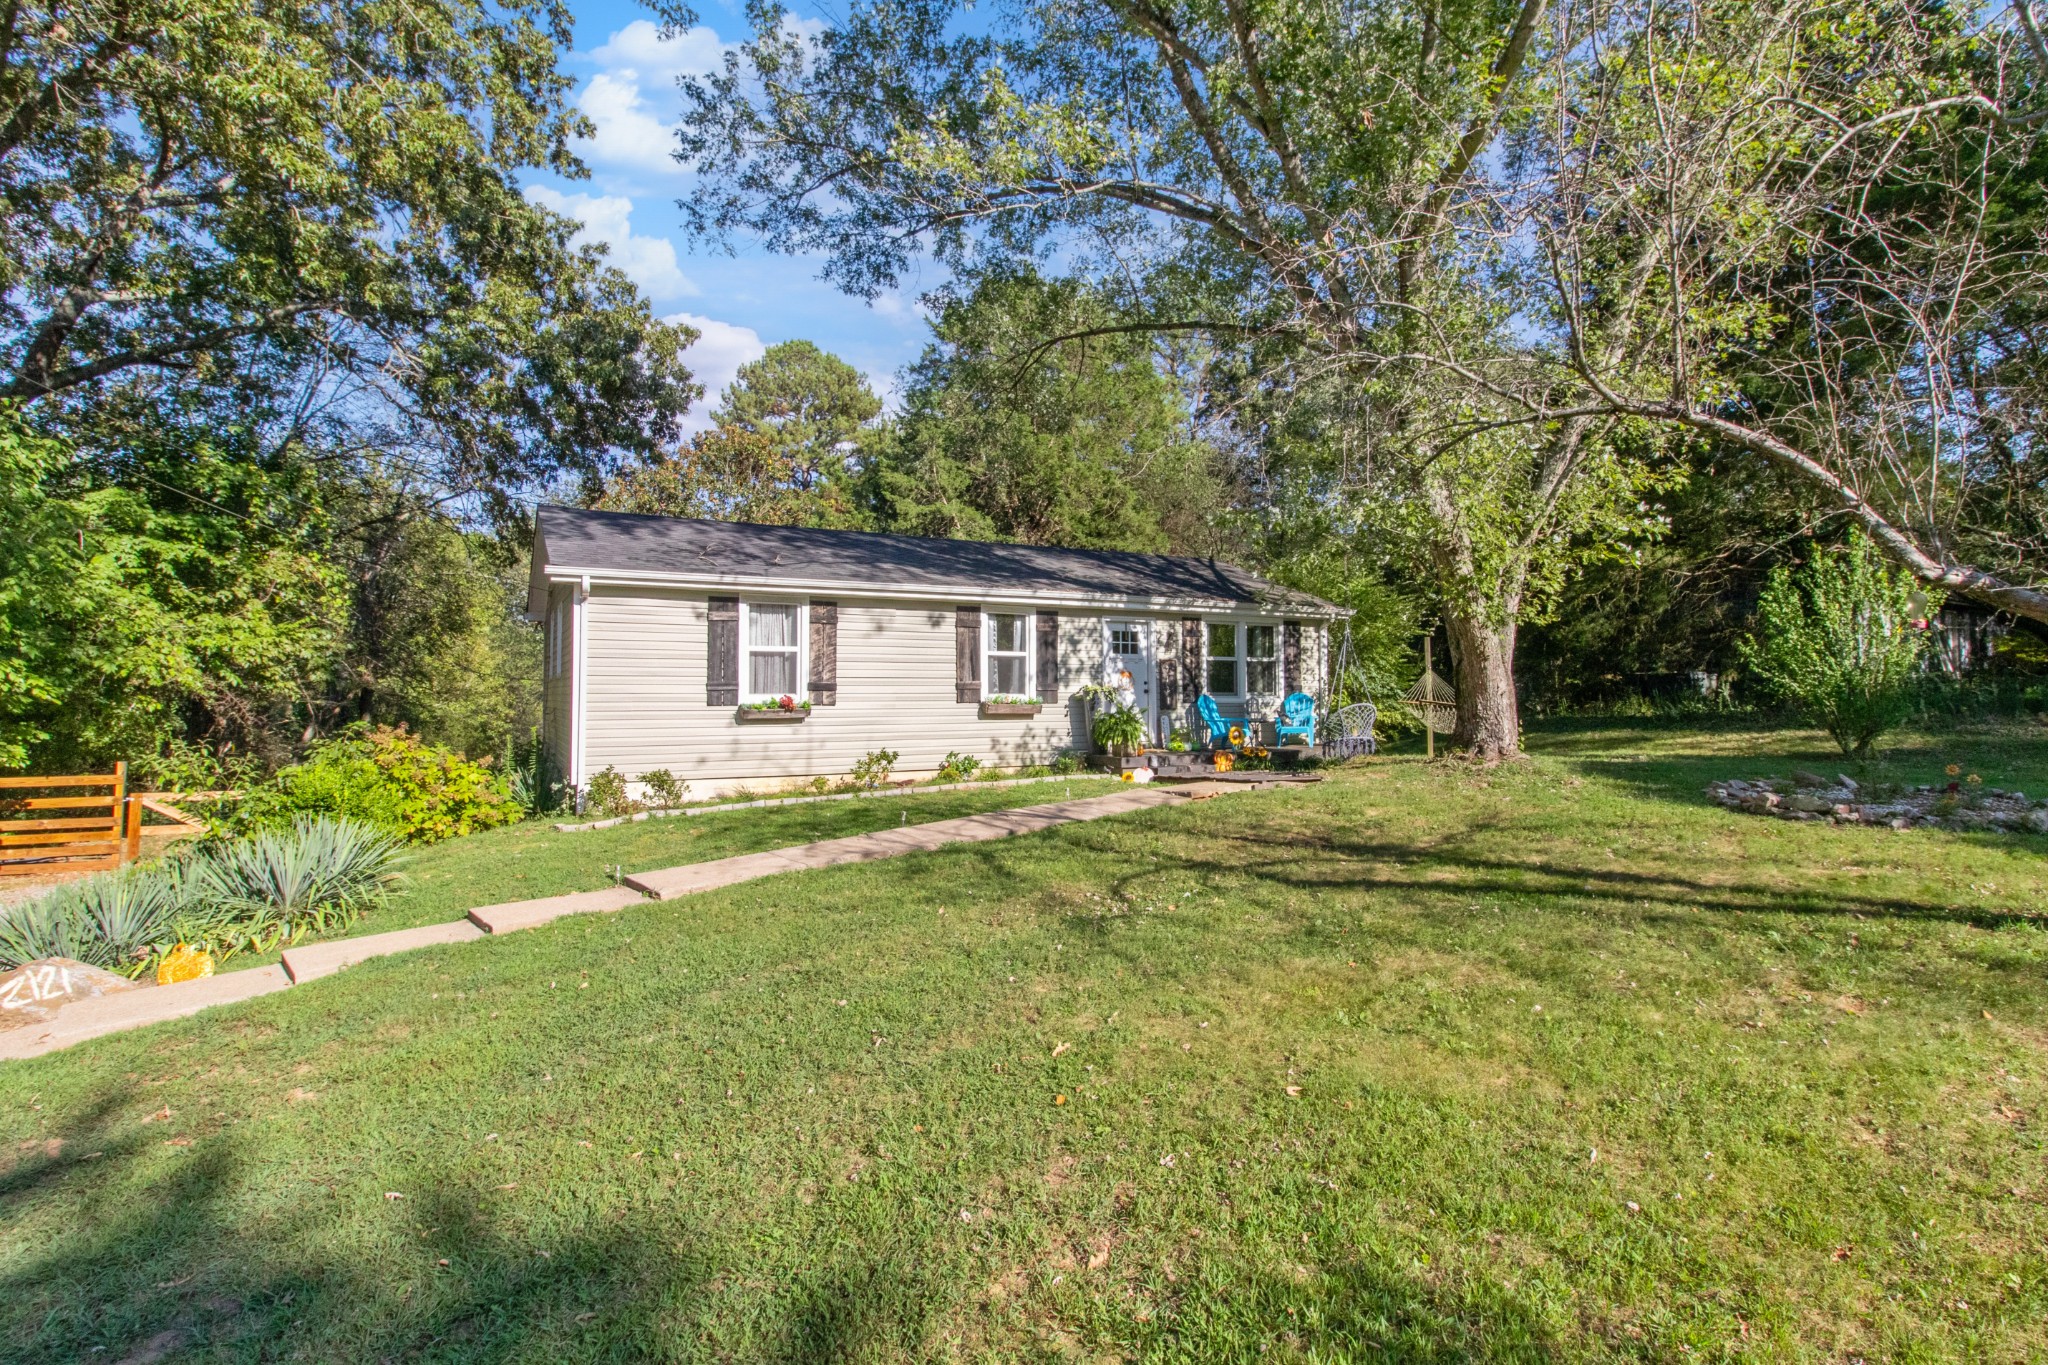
536, 562, 1349, 620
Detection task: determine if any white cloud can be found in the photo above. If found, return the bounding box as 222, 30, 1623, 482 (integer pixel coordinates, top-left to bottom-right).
665, 312, 768, 433
574, 70, 684, 177
588, 21, 731, 77
525, 186, 696, 302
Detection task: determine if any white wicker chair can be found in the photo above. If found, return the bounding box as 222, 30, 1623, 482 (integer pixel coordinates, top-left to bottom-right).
1330, 702, 1377, 756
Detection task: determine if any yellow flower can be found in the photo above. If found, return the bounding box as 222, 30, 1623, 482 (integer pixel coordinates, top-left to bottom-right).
1946, 763, 1961, 776
1967, 773, 1982, 785
1227, 725, 1245, 746
156, 944, 215, 986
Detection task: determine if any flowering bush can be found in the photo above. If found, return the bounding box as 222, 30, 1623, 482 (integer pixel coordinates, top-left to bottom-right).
744, 695, 811, 712
235, 725, 520, 843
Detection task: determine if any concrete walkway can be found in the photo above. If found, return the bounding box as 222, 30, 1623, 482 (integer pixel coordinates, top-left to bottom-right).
1, 783, 1253, 1061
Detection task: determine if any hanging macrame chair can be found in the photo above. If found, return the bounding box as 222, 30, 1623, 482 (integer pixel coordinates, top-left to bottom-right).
1402, 639, 1457, 734
1328, 620, 1378, 750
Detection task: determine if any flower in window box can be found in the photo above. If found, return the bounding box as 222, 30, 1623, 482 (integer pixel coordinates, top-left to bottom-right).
778, 694, 797, 711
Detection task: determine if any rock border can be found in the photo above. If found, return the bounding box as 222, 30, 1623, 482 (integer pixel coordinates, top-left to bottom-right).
1708, 772, 2048, 833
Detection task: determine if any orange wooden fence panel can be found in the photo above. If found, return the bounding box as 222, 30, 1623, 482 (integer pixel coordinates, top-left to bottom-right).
0, 762, 137, 878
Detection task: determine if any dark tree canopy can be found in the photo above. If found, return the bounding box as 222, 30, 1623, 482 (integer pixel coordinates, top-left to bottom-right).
3, 0, 702, 516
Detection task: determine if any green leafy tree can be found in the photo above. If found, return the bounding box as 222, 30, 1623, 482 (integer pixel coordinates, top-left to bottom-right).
2, 0, 700, 508
336, 509, 541, 760
1742, 536, 1941, 756
869, 271, 1231, 553
673, 0, 1672, 755
714, 340, 883, 491
0, 404, 346, 773
598, 424, 864, 526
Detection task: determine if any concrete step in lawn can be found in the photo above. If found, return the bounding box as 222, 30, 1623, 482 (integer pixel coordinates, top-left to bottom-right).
2, 783, 1263, 1061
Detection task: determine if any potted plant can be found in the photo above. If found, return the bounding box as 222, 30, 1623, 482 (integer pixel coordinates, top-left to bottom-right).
736, 695, 812, 723
1090, 705, 1146, 757
979, 693, 1043, 719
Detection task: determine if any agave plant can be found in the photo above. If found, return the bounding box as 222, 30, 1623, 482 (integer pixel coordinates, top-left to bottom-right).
191, 817, 406, 947
0, 865, 189, 974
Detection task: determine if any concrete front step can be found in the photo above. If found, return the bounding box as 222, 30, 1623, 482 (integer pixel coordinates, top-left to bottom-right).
0, 965, 293, 1061
468, 885, 647, 934
280, 921, 485, 983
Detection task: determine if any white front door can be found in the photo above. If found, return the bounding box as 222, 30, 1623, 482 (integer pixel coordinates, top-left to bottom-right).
1104, 619, 1160, 746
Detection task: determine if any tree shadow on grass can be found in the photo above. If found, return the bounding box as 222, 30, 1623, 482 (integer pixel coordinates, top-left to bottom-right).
0, 1083, 947, 1364
1036, 816, 2042, 945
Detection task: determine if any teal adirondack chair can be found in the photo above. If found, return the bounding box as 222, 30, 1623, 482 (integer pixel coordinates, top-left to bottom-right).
1276, 692, 1316, 745
1195, 693, 1248, 747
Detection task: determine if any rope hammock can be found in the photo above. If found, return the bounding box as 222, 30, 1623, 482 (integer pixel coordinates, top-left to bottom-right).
1402, 637, 1457, 735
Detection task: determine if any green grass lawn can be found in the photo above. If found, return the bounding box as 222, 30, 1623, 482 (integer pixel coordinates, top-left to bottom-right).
3, 721, 2045, 1361
221, 776, 1127, 962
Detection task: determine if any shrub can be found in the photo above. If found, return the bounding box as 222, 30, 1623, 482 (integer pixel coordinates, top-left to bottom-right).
193, 817, 406, 949
237, 725, 519, 843
0, 865, 185, 974
1741, 535, 1942, 756
1048, 749, 1086, 775
850, 749, 899, 790
936, 751, 983, 782
640, 769, 689, 809
1090, 706, 1146, 756
0, 817, 405, 975
582, 766, 636, 816
508, 728, 563, 816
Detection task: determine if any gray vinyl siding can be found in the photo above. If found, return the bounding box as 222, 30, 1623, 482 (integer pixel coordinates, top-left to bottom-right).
573, 586, 1328, 790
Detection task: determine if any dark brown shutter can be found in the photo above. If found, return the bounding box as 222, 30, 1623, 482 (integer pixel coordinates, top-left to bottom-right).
809, 600, 838, 705
1035, 610, 1059, 701
1283, 620, 1303, 693
955, 605, 981, 702
1158, 621, 1180, 710
1181, 618, 1203, 699
707, 596, 739, 706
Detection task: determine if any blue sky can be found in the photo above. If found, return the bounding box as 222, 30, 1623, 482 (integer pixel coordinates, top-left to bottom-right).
527, 0, 945, 430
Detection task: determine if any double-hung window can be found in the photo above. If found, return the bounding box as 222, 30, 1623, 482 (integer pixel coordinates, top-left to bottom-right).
1206, 622, 1240, 695
1245, 624, 1278, 694
985, 611, 1032, 697
741, 601, 804, 700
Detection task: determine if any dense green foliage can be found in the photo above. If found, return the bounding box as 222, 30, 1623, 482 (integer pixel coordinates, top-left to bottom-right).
865, 272, 1231, 554
234, 727, 521, 844
0, 406, 346, 772
0, 817, 403, 975
599, 340, 881, 527
1743, 537, 1943, 756
0, 0, 695, 779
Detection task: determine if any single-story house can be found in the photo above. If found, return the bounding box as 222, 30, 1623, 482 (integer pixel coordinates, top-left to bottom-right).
527, 505, 1345, 801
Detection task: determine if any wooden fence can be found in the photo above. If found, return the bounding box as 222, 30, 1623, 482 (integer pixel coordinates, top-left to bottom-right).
0, 763, 142, 877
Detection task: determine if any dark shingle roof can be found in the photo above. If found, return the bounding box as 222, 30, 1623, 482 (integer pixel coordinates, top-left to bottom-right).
533, 505, 1340, 615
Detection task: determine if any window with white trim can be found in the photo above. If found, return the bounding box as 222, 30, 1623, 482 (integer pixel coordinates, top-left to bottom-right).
1245, 624, 1278, 693
985, 611, 1033, 697
1205, 621, 1240, 695
741, 601, 805, 700
546, 598, 566, 679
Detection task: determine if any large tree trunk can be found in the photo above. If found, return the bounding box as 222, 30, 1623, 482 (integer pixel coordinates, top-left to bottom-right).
1443, 603, 1520, 759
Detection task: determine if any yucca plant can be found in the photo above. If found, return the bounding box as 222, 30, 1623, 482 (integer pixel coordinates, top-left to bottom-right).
0, 865, 189, 975
192, 817, 406, 948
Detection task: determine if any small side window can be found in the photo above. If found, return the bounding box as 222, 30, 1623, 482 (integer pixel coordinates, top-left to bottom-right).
987, 612, 1032, 697
1205, 621, 1240, 695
